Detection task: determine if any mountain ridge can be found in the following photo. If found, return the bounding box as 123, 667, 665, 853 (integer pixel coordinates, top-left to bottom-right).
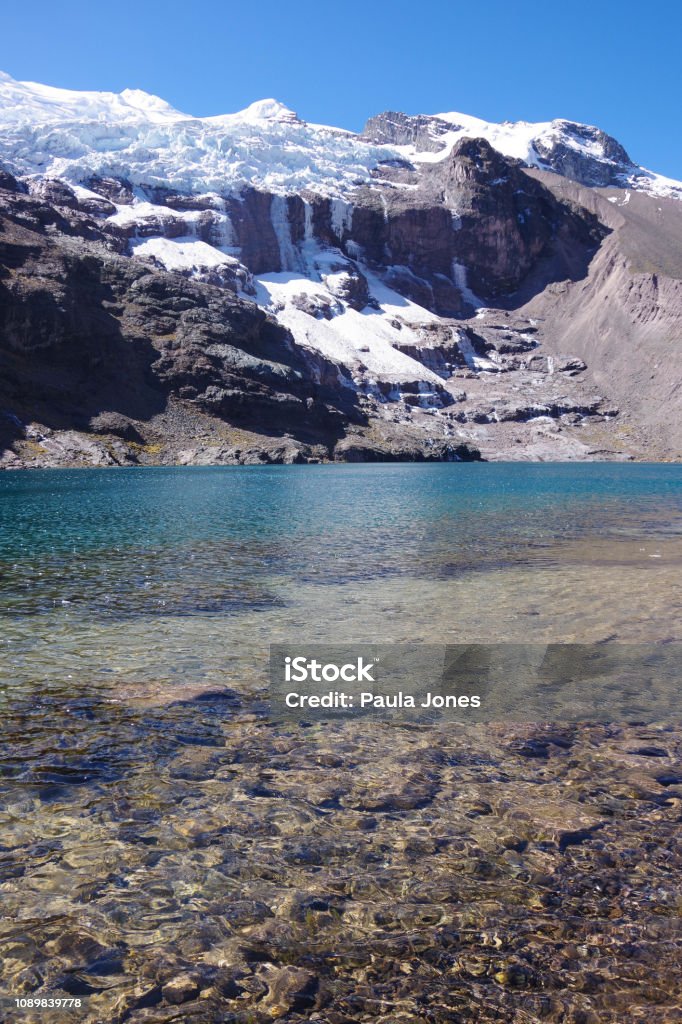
0, 74, 680, 467
1, 71, 679, 198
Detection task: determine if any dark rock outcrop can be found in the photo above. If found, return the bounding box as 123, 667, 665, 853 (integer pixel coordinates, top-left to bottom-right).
333, 437, 481, 462
0, 181, 363, 460
361, 110, 452, 153
334, 137, 608, 313
425, 137, 606, 299
531, 122, 635, 187
290, 292, 342, 319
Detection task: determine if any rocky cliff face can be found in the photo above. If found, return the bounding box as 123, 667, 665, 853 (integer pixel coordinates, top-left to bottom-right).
0, 74, 680, 466
0, 177, 371, 467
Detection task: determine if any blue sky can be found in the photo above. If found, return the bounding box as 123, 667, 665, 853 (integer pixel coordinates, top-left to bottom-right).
2, 0, 680, 177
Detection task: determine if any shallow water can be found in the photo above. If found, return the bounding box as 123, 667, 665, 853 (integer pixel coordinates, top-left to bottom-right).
1, 464, 681, 1021
1, 463, 681, 691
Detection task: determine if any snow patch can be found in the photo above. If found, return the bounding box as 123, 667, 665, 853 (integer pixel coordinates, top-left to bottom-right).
130, 236, 239, 272
452, 262, 483, 310
253, 263, 450, 393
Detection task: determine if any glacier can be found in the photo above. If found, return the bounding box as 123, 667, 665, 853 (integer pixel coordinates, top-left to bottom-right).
0, 70, 680, 200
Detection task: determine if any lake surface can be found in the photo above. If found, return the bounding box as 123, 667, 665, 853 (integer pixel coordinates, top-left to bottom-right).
1, 462, 681, 699
1, 463, 681, 1021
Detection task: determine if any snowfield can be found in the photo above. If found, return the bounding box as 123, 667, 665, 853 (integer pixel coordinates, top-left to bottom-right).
255, 264, 450, 393
129, 236, 241, 272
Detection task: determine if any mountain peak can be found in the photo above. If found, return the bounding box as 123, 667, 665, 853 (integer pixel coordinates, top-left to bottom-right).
205, 98, 300, 126
0, 73, 679, 200
241, 98, 298, 121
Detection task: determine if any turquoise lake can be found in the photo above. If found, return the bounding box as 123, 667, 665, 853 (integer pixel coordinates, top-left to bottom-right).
1, 462, 682, 702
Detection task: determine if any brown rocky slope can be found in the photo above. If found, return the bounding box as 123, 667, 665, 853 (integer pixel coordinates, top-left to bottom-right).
0, 127, 680, 467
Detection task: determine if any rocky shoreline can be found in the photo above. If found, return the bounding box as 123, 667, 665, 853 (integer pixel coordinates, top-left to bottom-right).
0, 430, 655, 471
0, 417, 485, 470
0, 399, 659, 471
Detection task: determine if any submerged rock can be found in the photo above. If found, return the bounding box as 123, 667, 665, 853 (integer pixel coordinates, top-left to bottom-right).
161, 973, 201, 1004
262, 965, 319, 1015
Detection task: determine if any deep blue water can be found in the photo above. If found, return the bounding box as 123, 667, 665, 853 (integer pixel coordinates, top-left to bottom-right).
0, 463, 681, 621
1, 462, 681, 552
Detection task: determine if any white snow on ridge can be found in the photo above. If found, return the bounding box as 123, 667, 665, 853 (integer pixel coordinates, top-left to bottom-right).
433, 112, 549, 165
0, 70, 186, 125
1, 70, 680, 200
396, 111, 682, 199
204, 99, 299, 126
0, 73, 298, 129
431, 112, 622, 169
630, 167, 682, 200
432, 111, 610, 169
0, 71, 394, 197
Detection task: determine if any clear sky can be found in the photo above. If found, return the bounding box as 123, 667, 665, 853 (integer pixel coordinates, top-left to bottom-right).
2, 0, 680, 178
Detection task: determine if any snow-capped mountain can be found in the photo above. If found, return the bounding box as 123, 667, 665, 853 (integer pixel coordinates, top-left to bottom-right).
0, 71, 679, 198
1, 72, 681, 467
0, 71, 393, 195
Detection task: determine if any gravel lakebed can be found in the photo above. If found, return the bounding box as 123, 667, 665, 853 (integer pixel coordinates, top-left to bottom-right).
1, 687, 681, 1023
